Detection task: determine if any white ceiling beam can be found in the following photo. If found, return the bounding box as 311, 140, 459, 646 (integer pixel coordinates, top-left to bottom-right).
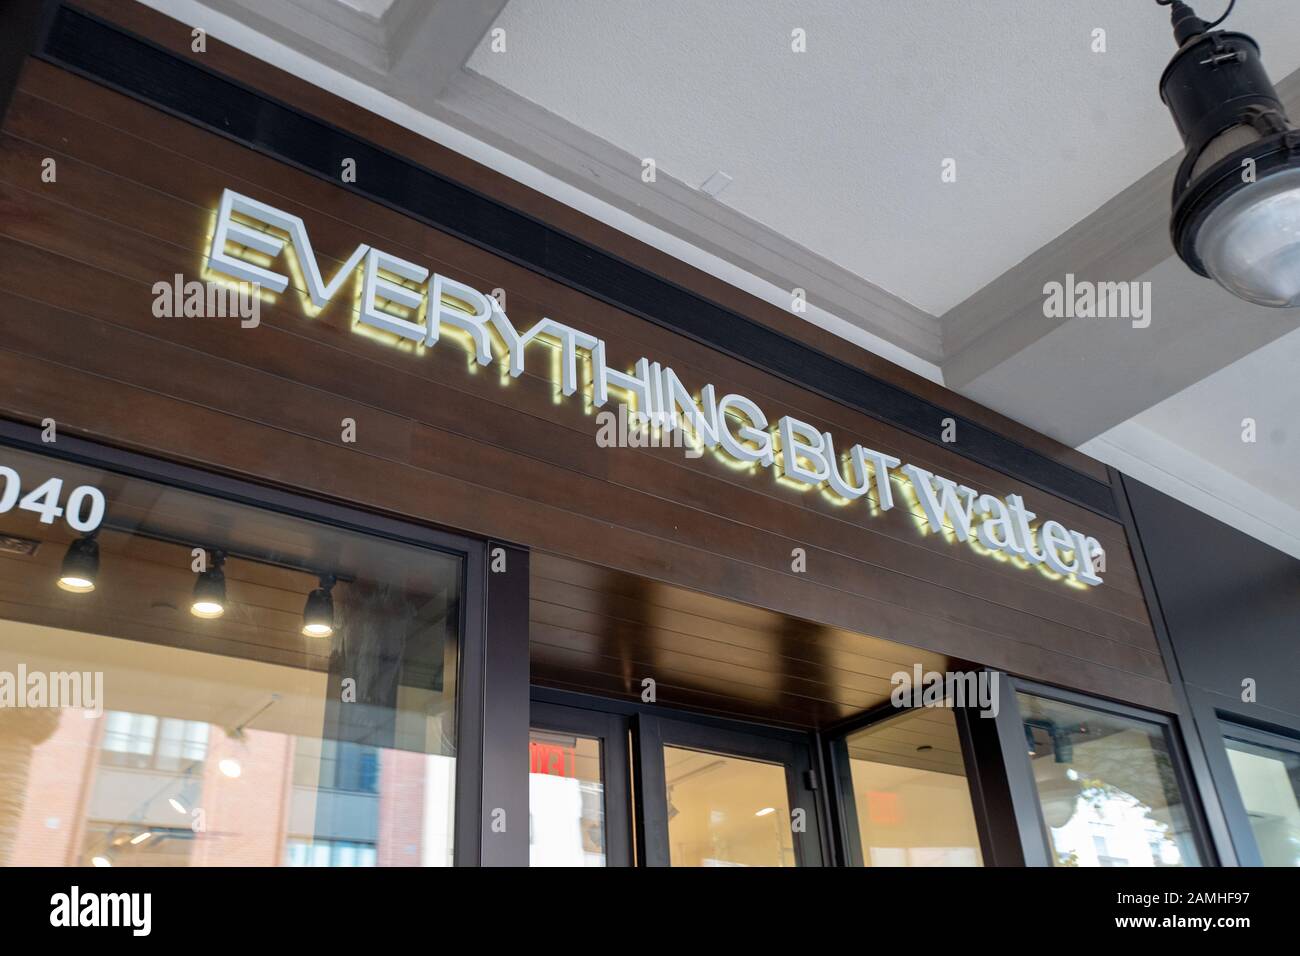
941, 67, 1300, 447
384, 0, 510, 102
191, 0, 393, 79
431, 69, 944, 361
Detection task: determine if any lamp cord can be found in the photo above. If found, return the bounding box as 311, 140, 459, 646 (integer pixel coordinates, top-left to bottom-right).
1156, 0, 1237, 30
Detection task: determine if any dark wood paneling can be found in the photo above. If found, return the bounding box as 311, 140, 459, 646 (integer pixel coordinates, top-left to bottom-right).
0, 0, 49, 126
0, 46, 1176, 719
525, 551, 1172, 729
529, 551, 957, 728
0, 73, 1146, 602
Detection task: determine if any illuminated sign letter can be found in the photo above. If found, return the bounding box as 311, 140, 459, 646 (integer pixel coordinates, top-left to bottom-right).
208, 189, 368, 305
717, 394, 773, 466
779, 416, 830, 486
862, 448, 902, 511
428, 273, 494, 362
976, 494, 1016, 552
662, 368, 720, 450
823, 435, 870, 501
360, 249, 428, 343
507, 319, 599, 396
1040, 520, 1081, 576
901, 464, 979, 541
208, 189, 290, 292
593, 342, 653, 420
1071, 532, 1105, 586
1003, 494, 1046, 564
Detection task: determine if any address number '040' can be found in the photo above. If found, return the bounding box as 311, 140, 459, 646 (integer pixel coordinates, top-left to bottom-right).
0, 467, 106, 533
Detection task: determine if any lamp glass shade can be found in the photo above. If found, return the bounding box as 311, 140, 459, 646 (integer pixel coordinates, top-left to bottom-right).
57, 537, 99, 593
190, 599, 224, 619
301, 586, 334, 638
191, 567, 226, 619
1195, 166, 1300, 308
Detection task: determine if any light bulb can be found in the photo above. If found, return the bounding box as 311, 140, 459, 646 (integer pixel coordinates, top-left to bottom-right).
190, 600, 224, 619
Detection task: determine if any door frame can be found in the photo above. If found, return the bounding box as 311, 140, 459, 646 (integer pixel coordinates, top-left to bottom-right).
1192, 696, 1300, 867
637, 714, 824, 867
824, 696, 1004, 868
529, 700, 634, 867
994, 678, 1220, 868
530, 687, 827, 867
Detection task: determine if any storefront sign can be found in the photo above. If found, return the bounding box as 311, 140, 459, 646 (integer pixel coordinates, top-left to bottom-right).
0, 466, 105, 533
205, 188, 1106, 587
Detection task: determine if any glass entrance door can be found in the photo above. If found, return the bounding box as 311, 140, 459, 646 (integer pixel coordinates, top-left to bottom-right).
528, 694, 824, 866
528, 702, 632, 867
635, 715, 824, 867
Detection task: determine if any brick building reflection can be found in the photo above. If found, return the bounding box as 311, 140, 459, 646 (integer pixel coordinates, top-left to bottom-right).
7, 709, 453, 867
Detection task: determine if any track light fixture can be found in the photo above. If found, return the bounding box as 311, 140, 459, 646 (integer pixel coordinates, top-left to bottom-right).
190, 550, 227, 619
301, 574, 336, 638
1157, 1, 1300, 307
57, 532, 99, 593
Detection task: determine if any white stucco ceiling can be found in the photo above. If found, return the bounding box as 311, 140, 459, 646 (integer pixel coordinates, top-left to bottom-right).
466, 0, 1300, 315
1081, 324, 1300, 558
1135, 326, 1300, 509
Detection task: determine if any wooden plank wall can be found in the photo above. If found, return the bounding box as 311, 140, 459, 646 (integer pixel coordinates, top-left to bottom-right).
0, 8, 1174, 719
529, 552, 959, 728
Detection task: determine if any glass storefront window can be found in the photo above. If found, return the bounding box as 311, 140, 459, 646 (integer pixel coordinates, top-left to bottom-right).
528, 729, 606, 866
663, 747, 795, 867
842, 708, 983, 866
1018, 693, 1200, 867
0, 445, 462, 867
1221, 729, 1300, 866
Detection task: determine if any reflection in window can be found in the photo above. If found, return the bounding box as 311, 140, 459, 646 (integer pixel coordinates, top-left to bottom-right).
101, 711, 209, 771
843, 708, 982, 866
1222, 731, 1300, 866
101, 713, 160, 763
293, 739, 381, 794
285, 838, 377, 867
0, 444, 462, 868
1019, 693, 1200, 867
528, 731, 605, 866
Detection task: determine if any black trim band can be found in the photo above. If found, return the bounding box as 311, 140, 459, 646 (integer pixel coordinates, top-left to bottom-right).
36, 4, 1118, 518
